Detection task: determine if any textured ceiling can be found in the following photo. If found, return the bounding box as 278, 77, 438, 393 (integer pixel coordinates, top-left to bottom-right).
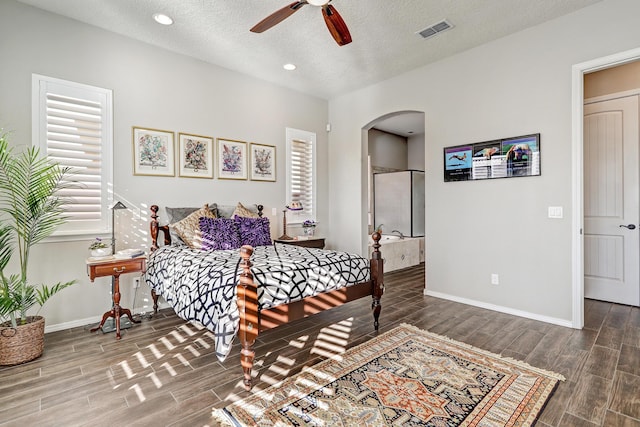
17, 0, 600, 102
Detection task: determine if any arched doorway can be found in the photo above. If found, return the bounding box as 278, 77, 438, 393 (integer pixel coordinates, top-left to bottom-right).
361, 110, 426, 282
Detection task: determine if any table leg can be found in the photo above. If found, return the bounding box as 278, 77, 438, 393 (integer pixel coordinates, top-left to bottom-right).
121, 307, 141, 325
90, 273, 120, 335
113, 272, 122, 340
90, 270, 141, 339
90, 310, 113, 333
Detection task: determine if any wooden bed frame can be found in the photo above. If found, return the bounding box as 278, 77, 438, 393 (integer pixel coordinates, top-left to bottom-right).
148, 204, 384, 390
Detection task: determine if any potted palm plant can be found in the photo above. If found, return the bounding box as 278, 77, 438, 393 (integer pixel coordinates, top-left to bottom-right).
0, 132, 76, 365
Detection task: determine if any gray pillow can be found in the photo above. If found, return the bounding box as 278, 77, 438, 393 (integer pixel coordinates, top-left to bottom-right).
166, 207, 199, 223
216, 204, 236, 219
217, 203, 259, 218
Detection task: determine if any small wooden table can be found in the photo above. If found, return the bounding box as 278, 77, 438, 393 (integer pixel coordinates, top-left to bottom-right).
274, 237, 325, 249
86, 256, 146, 340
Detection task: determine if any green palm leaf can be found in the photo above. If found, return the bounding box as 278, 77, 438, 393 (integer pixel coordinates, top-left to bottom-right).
0, 274, 22, 326
0, 133, 77, 326
0, 225, 13, 273
35, 280, 77, 312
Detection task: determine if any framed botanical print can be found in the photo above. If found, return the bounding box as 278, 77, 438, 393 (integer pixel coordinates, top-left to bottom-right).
178, 133, 214, 178
249, 143, 276, 182
132, 127, 175, 176
217, 138, 247, 180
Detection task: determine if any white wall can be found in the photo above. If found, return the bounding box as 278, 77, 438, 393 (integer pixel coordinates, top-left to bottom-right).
328, 0, 640, 323
368, 129, 407, 170
0, 1, 328, 331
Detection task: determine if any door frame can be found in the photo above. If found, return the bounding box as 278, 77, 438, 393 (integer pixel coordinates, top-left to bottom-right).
571, 47, 640, 328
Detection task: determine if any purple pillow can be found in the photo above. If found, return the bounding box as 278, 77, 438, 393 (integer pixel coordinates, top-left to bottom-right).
234, 215, 272, 247
199, 217, 241, 250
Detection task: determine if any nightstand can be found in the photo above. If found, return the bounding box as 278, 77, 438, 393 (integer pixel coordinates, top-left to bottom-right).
86, 255, 146, 340
274, 237, 325, 249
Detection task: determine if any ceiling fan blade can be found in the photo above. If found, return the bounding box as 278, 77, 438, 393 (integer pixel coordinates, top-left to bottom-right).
251, 1, 307, 33
322, 4, 352, 46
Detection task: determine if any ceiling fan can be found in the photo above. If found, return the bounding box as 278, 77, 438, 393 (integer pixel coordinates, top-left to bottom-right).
250, 0, 352, 46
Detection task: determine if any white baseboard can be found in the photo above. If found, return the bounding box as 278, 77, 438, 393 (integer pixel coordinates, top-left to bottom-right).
424, 289, 574, 329
43, 302, 171, 333
44, 315, 103, 333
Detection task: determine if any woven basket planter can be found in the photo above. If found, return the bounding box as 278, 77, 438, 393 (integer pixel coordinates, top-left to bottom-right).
0, 316, 45, 366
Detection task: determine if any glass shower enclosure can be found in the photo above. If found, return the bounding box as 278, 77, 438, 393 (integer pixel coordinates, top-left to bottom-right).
373, 170, 425, 237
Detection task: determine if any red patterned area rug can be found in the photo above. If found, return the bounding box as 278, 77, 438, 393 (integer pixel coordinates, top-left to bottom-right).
215, 323, 564, 426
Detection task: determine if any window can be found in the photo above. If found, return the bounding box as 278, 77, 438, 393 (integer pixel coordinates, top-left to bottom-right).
32, 75, 113, 236
285, 128, 316, 223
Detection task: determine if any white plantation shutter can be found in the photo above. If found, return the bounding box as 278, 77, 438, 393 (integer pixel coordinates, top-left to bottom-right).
33, 75, 113, 235
286, 128, 316, 223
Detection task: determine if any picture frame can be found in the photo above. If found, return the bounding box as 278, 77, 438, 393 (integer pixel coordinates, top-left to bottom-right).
132, 127, 175, 176
178, 133, 214, 178
249, 143, 276, 182
444, 133, 541, 182
217, 138, 248, 180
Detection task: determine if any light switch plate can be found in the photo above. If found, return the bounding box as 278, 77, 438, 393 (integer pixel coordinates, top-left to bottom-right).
548, 206, 563, 219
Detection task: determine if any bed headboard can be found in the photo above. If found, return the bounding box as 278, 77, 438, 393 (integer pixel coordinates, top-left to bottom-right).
149, 204, 264, 251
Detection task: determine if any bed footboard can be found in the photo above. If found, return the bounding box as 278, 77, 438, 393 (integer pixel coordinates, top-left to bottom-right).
237, 232, 383, 390
237, 246, 258, 390
370, 231, 384, 330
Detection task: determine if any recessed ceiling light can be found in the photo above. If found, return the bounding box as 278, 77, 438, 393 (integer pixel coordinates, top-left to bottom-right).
153, 13, 173, 26
283, 63, 297, 71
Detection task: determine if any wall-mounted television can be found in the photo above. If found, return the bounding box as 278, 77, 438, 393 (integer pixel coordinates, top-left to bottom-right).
444, 133, 540, 182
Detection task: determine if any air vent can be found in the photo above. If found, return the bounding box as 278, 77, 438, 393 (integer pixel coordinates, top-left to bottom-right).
417, 19, 453, 40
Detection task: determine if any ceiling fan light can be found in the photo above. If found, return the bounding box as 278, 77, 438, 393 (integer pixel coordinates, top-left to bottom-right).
283, 63, 297, 71
307, 0, 330, 6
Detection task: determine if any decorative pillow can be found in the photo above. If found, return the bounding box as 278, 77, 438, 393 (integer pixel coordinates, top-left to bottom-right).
167, 207, 196, 223
234, 215, 272, 247
216, 204, 236, 219
199, 217, 242, 250
166, 204, 217, 244
232, 202, 259, 218
170, 204, 216, 248
208, 203, 219, 218
166, 206, 198, 245
166, 204, 219, 222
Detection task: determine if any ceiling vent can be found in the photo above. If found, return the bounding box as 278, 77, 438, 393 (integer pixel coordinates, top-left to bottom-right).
417, 20, 453, 40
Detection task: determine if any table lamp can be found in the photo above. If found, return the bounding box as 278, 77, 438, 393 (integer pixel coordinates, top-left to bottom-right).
111, 201, 127, 254
278, 202, 303, 240
103, 200, 130, 333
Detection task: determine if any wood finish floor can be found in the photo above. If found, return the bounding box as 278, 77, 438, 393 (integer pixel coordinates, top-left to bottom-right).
1, 263, 639, 426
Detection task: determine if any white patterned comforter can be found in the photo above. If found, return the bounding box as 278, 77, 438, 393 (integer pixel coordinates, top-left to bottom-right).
145, 243, 370, 361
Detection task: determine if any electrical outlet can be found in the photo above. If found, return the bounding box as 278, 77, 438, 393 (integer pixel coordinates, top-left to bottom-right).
134, 278, 140, 288
491, 274, 499, 285
271, 207, 277, 216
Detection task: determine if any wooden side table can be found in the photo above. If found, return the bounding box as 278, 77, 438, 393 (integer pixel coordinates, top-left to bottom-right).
86, 256, 146, 340
274, 237, 325, 249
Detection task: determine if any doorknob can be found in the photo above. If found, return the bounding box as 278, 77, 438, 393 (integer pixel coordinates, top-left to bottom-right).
619, 224, 637, 230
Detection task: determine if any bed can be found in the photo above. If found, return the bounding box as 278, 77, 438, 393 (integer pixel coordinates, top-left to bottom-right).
145, 203, 384, 390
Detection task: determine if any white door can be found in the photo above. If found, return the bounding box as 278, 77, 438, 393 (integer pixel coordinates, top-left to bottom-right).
584, 94, 640, 306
